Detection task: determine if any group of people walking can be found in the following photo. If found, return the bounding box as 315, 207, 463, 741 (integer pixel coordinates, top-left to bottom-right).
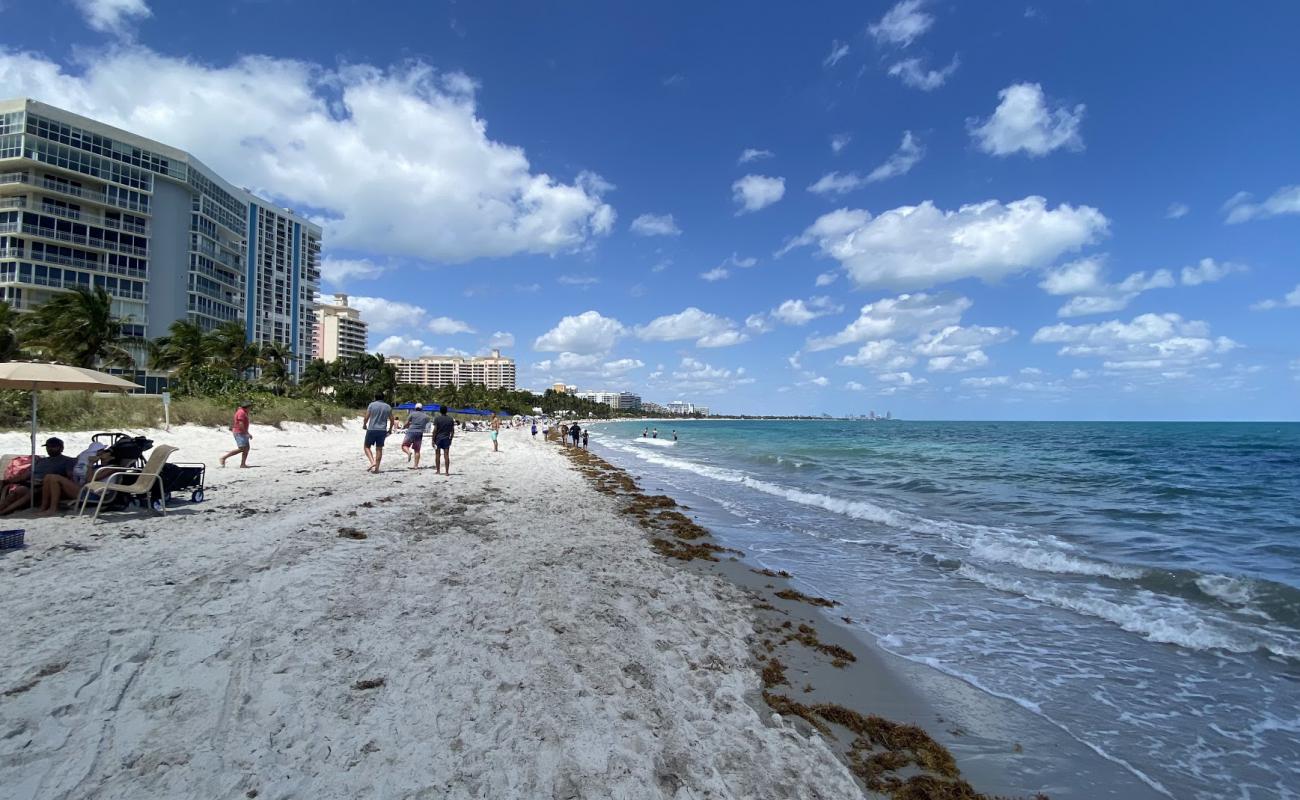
364, 395, 460, 474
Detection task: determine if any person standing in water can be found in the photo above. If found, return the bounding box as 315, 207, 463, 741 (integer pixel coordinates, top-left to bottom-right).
652, 428, 658, 439
642, 427, 648, 438
569, 422, 582, 448
672, 429, 678, 441
582, 430, 589, 448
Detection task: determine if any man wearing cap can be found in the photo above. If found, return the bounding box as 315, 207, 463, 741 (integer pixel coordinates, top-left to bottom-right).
402, 403, 431, 469
0, 437, 76, 515
220, 401, 253, 468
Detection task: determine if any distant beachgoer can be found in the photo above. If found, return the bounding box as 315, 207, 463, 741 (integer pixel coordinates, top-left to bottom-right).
491, 412, 501, 452
560, 424, 569, 446
403, 403, 430, 469
672, 430, 678, 441
652, 428, 658, 439
364, 393, 394, 474
642, 427, 648, 438
531, 421, 538, 438
432, 405, 456, 475
570, 423, 582, 447
219, 400, 253, 468
582, 430, 589, 448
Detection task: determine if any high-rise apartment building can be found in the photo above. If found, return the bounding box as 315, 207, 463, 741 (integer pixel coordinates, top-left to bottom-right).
0, 98, 320, 388
386, 350, 516, 390
575, 390, 642, 411
313, 293, 368, 363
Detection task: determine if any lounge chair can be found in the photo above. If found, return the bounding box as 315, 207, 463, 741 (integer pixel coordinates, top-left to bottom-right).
77, 444, 178, 521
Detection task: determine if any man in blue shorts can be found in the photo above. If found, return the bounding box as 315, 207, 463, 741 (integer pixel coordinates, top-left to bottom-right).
432, 405, 456, 476
363, 392, 394, 473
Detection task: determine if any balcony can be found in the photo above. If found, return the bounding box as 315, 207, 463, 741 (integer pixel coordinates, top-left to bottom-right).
0, 222, 148, 257
37, 202, 148, 235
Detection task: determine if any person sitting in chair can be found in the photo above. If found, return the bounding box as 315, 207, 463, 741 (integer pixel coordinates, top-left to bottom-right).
0, 438, 77, 516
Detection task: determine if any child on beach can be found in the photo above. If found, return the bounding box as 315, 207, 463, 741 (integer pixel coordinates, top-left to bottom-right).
582, 430, 589, 448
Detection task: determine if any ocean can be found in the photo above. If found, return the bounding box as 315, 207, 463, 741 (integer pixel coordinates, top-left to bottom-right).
589, 420, 1300, 800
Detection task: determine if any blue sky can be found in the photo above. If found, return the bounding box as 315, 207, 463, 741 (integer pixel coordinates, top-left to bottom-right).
3, 0, 1298, 419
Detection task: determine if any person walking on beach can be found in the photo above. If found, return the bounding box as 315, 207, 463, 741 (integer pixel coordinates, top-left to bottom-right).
402, 403, 430, 469
560, 423, 569, 446
531, 420, 538, 438
569, 422, 582, 448
219, 401, 253, 468
491, 412, 501, 452
582, 430, 589, 448
363, 393, 394, 474
432, 405, 456, 475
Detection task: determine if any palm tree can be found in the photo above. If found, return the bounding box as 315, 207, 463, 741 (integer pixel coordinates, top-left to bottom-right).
257, 341, 292, 395
21, 287, 137, 369
0, 301, 24, 361
205, 320, 259, 378
149, 319, 208, 374
299, 358, 334, 395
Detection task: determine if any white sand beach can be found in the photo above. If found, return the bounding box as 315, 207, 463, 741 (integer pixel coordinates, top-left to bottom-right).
0, 422, 867, 799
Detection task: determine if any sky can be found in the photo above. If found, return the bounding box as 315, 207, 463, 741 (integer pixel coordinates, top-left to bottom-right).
1, 0, 1298, 419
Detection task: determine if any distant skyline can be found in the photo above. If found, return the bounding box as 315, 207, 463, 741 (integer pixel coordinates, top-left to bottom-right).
3, 0, 1298, 419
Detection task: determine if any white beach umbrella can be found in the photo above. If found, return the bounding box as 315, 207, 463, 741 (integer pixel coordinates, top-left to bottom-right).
0, 362, 141, 497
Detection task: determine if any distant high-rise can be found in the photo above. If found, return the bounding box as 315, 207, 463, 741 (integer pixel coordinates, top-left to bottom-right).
386, 350, 516, 390
314, 293, 368, 363
0, 98, 321, 386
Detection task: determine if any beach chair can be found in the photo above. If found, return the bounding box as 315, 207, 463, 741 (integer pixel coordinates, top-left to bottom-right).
77, 444, 178, 521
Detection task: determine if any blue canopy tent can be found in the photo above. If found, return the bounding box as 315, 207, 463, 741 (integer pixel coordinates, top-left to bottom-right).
452, 408, 494, 416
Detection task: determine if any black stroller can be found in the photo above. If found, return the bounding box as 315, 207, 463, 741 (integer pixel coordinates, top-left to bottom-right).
90, 433, 206, 513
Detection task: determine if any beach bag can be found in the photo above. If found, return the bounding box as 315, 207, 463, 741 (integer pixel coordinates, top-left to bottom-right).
4, 455, 32, 483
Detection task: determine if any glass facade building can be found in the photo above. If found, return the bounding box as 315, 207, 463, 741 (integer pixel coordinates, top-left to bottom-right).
0, 98, 322, 388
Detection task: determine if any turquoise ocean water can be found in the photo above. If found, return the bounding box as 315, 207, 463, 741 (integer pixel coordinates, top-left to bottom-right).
590, 420, 1300, 800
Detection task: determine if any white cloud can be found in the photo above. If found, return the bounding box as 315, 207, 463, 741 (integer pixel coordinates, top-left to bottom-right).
635, 307, 748, 348
668, 357, 755, 394
771, 296, 843, 326
651, 259, 672, 273
1032, 313, 1238, 371
866, 131, 924, 182
732, 174, 786, 214
815, 271, 838, 287
426, 316, 475, 335
969, 83, 1085, 157
1020, 367, 1044, 376
1251, 284, 1300, 311
807, 171, 869, 196
704, 252, 759, 280
0, 46, 616, 264
630, 213, 682, 237
915, 324, 1016, 356
533, 353, 644, 380
557, 274, 600, 287
887, 56, 958, 91
1223, 185, 1300, 224
880, 371, 926, 386
869, 0, 934, 47
961, 376, 1009, 388
1040, 256, 1176, 317
349, 296, 428, 333
845, 380, 867, 391
485, 331, 515, 349
320, 257, 387, 285
739, 148, 774, 164
600, 358, 645, 375
533, 311, 626, 354
928, 351, 989, 372
830, 133, 852, 154
808, 131, 924, 196
373, 335, 437, 357
74, 0, 151, 34
824, 41, 851, 67
839, 340, 915, 370
808, 292, 970, 351
1180, 257, 1246, 286
700, 267, 730, 282
1166, 202, 1190, 219
785, 196, 1107, 290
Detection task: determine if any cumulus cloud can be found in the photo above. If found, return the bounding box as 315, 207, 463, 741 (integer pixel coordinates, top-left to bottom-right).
667, 357, 755, 394
700, 267, 730, 282
485, 331, 515, 349
0, 46, 616, 264
887, 56, 958, 91
635, 308, 748, 348
1223, 185, 1300, 224
738, 148, 774, 164
426, 316, 475, 335
879, 371, 927, 386
845, 380, 867, 391
348, 296, 429, 333
1180, 257, 1246, 286
916, 325, 1015, 373
1039, 256, 1175, 317
533, 353, 644, 380
839, 340, 916, 370
74, 0, 151, 34
771, 297, 843, 326
373, 335, 452, 357
961, 376, 1009, 388
1166, 202, 1190, 219
1251, 284, 1300, 311
869, 0, 934, 47
808, 292, 970, 351
815, 271, 838, 287
969, 83, 1085, 157
557, 274, 600, 287
699, 252, 759, 281
824, 41, 851, 67
1032, 313, 1237, 371
732, 174, 786, 214
784, 196, 1107, 290
630, 213, 682, 237
807, 132, 924, 196
533, 311, 626, 354
320, 257, 387, 285
830, 133, 852, 154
